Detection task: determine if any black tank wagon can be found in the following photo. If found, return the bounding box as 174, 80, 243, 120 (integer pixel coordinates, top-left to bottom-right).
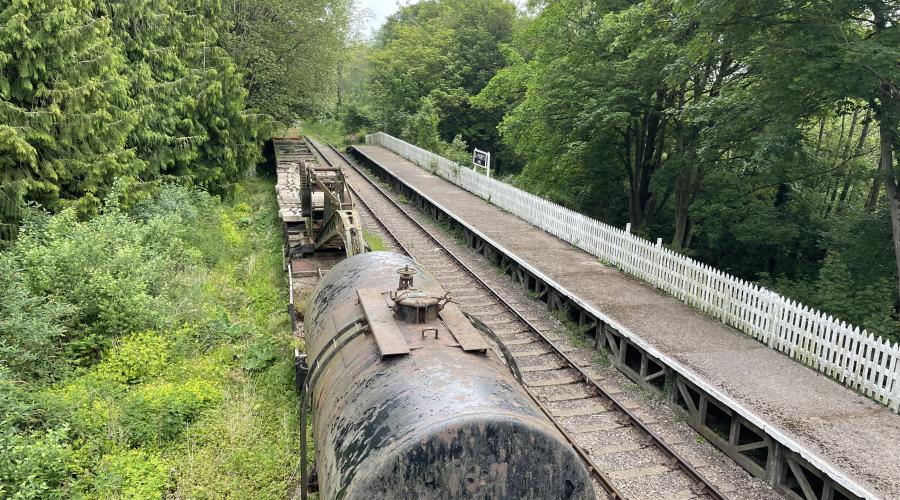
299, 252, 596, 499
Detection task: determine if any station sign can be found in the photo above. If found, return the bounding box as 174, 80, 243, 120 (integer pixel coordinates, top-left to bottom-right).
473, 148, 491, 177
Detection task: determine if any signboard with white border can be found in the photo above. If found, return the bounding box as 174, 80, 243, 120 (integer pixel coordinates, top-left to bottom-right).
473, 148, 491, 177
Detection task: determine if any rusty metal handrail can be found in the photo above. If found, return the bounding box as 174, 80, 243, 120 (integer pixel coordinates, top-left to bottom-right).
463, 312, 524, 384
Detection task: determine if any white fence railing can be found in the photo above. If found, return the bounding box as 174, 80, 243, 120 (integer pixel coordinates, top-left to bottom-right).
366, 131, 900, 412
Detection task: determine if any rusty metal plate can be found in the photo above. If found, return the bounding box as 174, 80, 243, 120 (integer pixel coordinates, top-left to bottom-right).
439, 303, 489, 352
357, 289, 410, 358
291, 259, 318, 277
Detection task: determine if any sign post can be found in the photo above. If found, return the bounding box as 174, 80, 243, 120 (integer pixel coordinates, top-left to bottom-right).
473, 148, 491, 178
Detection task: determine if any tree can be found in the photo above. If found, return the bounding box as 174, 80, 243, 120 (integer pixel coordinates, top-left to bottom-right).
367, 0, 517, 165
692, 0, 900, 304
101, 0, 260, 195
0, 0, 136, 240
478, 0, 753, 235
369, 19, 458, 134
1, 0, 281, 241
868, 3, 900, 303
402, 98, 443, 152
467, 0, 900, 338
220, 0, 354, 125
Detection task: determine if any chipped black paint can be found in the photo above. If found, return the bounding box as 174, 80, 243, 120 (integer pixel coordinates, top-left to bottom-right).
304, 252, 595, 499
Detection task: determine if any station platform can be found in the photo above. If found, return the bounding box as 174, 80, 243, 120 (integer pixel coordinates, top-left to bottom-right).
350, 144, 900, 500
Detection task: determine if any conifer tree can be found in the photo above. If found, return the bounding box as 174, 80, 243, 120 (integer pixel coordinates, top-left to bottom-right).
99, 0, 259, 194
0, 0, 136, 239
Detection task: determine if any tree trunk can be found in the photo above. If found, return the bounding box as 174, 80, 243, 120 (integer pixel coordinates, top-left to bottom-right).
825, 180, 840, 216
626, 123, 641, 229
672, 117, 699, 250
878, 113, 900, 304
636, 90, 671, 231
627, 96, 666, 231
672, 113, 690, 249
837, 108, 871, 211
767, 180, 793, 275
814, 116, 826, 158
872, 4, 900, 304
672, 167, 692, 249
866, 174, 881, 212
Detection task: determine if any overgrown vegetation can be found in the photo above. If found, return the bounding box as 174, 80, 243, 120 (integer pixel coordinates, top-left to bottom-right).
363, 231, 388, 252
1, 0, 353, 242
345, 0, 900, 343
1, 1, 897, 491
550, 308, 593, 349
0, 0, 353, 495
0, 179, 299, 498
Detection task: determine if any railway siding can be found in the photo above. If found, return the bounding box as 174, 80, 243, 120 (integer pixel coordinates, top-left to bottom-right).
347, 142, 899, 500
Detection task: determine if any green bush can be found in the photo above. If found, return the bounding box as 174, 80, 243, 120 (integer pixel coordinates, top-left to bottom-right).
241, 340, 277, 372
0, 426, 79, 499
0, 180, 297, 497
92, 449, 168, 499
120, 379, 222, 446
14, 207, 194, 365
49, 372, 125, 442
0, 255, 73, 382
98, 332, 171, 385
0, 368, 43, 431
132, 186, 221, 267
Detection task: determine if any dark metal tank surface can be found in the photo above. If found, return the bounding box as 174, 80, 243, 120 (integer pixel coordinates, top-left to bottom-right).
304, 252, 596, 500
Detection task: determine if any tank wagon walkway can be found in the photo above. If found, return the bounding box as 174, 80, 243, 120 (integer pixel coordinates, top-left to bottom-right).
350, 144, 900, 500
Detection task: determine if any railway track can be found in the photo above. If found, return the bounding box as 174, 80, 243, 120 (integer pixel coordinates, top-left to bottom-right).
305, 138, 730, 500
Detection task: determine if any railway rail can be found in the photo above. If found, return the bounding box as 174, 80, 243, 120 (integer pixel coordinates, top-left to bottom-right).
305, 137, 731, 500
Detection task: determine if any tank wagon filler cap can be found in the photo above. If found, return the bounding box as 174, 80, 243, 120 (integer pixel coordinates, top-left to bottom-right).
396, 264, 416, 289
390, 265, 449, 323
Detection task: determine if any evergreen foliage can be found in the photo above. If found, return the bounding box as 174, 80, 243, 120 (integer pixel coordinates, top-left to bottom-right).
1, 0, 351, 240
0, 1, 352, 493
99, 0, 260, 195
0, 0, 136, 240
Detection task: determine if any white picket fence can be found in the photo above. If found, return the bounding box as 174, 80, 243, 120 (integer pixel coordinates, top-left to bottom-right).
366, 131, 900, 412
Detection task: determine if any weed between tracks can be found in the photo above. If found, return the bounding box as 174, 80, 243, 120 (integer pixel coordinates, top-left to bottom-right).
0, 177, 302, 498
593, 349, 612, 368
551, 307, 593, 349
363, 230, 388, 251
436, 218, 467, 246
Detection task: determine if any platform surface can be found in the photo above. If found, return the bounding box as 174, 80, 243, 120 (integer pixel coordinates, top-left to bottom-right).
353, 144, 900, 499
